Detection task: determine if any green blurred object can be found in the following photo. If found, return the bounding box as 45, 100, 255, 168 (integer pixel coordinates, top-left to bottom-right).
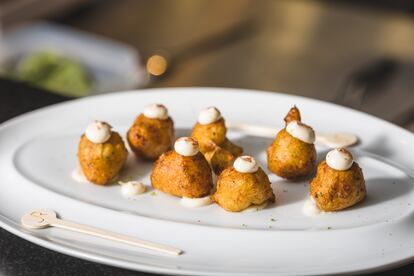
13, 51, 92, 97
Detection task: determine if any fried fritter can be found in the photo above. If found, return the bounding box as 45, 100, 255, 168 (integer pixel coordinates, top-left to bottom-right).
267, 106, 316, 179
78, 132, 128, 185
221, 138, 243, 157
213, 167, 275, 212
192, 115, 243, 174
267, 129, 316, 179
151, 151, 213, 198
310, 161, 366, 211
204, 146, 236, 175
127, 114, 174, 160
284, 105, 301, 124
191, 118, 227, 153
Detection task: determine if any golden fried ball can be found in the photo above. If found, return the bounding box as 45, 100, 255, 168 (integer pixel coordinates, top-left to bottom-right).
204, 146, 236, 175
310, 161, 366, 211
267, 106, 316, 179
191, 117, 243, 175
191, 118, 227, 153
127, 114, 174, 160
267, 129, 316, 179
78, 132, 128, 185
213, 167, 275, 212
284, 105, 301, 124
221, 138, 243, 157
151, 151, 213, 198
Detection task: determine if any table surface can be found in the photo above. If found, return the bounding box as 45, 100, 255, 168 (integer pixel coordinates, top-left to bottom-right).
1, 0, 414, 275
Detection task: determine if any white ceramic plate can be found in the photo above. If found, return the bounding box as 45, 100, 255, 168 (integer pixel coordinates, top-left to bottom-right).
1, 88, 414, 275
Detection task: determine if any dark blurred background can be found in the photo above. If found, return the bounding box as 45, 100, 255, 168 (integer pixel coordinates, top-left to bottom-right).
0, 0, 414, 275
1, 0, 414, 130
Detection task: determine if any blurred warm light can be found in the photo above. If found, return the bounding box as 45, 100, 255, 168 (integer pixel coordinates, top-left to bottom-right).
146, 54, 168, 76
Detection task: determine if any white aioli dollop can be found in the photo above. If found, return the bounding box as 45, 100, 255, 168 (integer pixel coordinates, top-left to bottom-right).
120, 181, 146, 198
302, 196, 321, 217
174, 137, 199, 156
143, 104, 169, 120
286, 121, 315, 144
234, 156, 259, 173
85, 121, 112, 144
243, 201, 268, 212
180, 196, 212, 208
326, 148, 353, 171
198, 106, 222, 125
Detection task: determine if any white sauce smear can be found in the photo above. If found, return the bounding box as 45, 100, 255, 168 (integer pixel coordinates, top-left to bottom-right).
120, 181, 146, 198
302, 196, 321, 217
71, 167, 90, 184
316, 133, 358, 148
180, 196, 212, 208
243, 201, 268, 212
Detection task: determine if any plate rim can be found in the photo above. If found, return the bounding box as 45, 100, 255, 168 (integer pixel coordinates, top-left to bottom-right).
1, 87, 414, 275
2, 215, 414, 276
1, 86, 413, 140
